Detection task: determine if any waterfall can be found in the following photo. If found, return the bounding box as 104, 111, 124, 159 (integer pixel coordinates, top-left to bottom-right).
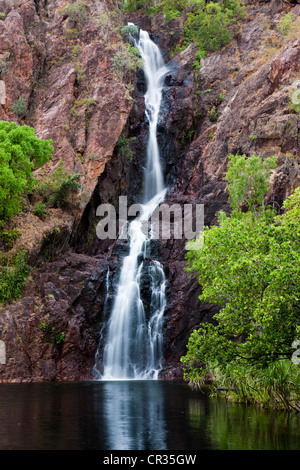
96, 27, 168, 380
138, 28, 167, 203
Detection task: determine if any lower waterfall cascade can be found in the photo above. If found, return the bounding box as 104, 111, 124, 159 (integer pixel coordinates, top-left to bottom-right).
94, 26, 169, 380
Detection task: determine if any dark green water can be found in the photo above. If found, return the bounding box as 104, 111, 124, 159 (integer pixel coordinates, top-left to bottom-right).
0, 380, 299, 450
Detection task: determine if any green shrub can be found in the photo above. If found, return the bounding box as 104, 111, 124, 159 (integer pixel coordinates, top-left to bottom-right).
34, 160, 81, 208
193, 50, 206, 69
0, 227, 21, 249
33, 201, 47, 219
71, 44, 82, 60
184, 0, 245, 57
121, 0, 153, 12
40, 321, 66, 345
11, 94, 27, 117
62, 0, 87, 26
64, 28, 79, 39
120, 24, 139, 41
69, 97, 96, 117
0, 249, 29, 304
0, 121, 53, 221
226, 153, 277, 212
116, 135, 137, 161
208, 105, 217, 122
160, 0, 184, 22
277, 12, 294, 36
49, 172, 81, 208
111, 44, 143, 81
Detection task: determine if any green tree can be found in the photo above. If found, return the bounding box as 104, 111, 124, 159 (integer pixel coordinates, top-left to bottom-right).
0, 121, 53, 220
181, 154, 300, 409
226, 153, 277, 212
184, 0, 245, 56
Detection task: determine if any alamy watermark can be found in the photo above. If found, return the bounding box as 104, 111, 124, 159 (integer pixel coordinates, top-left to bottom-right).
291, 79, 300, 107
95, 196, 204, 249
0, 340, 6, 365
291, 339, 300, 365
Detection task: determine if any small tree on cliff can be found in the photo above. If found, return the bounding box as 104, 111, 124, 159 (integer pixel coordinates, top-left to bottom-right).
0, 121, 53, 221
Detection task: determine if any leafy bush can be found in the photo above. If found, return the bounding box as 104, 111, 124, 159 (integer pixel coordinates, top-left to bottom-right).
121, 0, 152, 12
33, 201, 47, 219
226, 153, 277, 212
50, 173, 81, 207
62, 0, 88, 26
34, 160, 81, 208
64, 28, 79, 39
0, 227, 21, 249
116, 135, 137, 161
277, 12, 294, 36
111, 44, 143, 81
208, 105, 217, 122
120, 24, 139, 41
11, 94, 28, 117
158, 0, 185, 22
0, 249, 29, 304
69, 97, 96, 117
192, 50, 206, 69
184, 0, 245, 57
0, 121, 53, 221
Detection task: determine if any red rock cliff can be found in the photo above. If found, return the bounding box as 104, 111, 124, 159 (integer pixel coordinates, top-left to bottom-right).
0, 0, 299, 381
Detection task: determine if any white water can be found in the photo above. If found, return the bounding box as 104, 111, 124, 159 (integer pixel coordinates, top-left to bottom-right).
98, 27, 168, 380
138, 28, 168, 203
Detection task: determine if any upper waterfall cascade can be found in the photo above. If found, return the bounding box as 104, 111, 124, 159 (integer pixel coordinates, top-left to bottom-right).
95, 26, 169, 380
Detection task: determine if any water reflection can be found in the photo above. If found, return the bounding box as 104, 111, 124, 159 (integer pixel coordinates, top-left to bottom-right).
101, 381, 167, 450
0, 381, 299, 450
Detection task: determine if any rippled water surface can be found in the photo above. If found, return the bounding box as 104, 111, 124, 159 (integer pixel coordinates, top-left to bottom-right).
0, 380, 299, 450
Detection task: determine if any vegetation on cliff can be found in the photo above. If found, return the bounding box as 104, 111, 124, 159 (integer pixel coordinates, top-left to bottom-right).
183, 0, 245, 58
0, 121, 53, 221
123, 0, 245, 61
181, 154, 300, 411
0, 122, 53, 303
0, 122, 82, 305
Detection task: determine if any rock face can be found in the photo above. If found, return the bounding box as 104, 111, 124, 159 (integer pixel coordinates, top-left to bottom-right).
0, 0, 299, 382
0, 252, 109, 381
0, 0, 134, 209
